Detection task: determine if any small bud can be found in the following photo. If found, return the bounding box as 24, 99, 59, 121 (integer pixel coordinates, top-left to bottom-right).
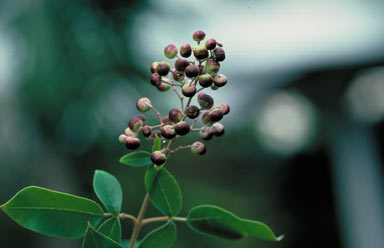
218, 103, 230, 115
124, 127, 136, 137
205, 59, 220, 73
205, 38, 217, 50
174, 121, 190, 136
181, 84, 196, 97
213, 74, 227, 87
185, 105, 200, 119
197, 93, 214, 110
213, 47, 225, 62
212, 122, 225, 136
199, 127, 214, 140
202, 112, 213, 125
150, 72, 161, 86
198, 74, 213, 87
191, 141, 206, 155
193, 30, 206, 41
156, 82, 171, 91
136, 97, 152, 112
157, 61, 170, 76
175, 58, 190, 72
128, 115, 146, 132
141, 125, 152, 137
164, 44, 178, 59
180, 43, 192, 58
169, 108, 183, 123
161, 125, 176, 139
185, 64, 200, 78
125, 137, 141, 150
161, 116, 172, 125
150, 62, 159, 73
209, 109, 224, 122
193, 45, 209, 60
151, 151, 166, 165
119, 134, 127, 143
150, 130, 161, 139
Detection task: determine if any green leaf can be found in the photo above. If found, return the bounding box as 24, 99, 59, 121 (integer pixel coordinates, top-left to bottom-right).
82, 223, 122, 248
186, 205, 283, 241
138, 222, 177, 248
93, 170, 123, 214
145, 165, 182, 216
0, 186, 104, 238
97, 217, 121, 243
121, 240, 140, 248
152, 135, 161, 152
120, 151, 152, 167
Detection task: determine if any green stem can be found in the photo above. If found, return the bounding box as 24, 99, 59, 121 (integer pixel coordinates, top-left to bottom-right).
142, 216, 187, 225
129, 194, 150, 248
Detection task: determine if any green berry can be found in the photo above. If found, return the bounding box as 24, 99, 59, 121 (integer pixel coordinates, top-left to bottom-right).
205, 59, 220, 73
198, 74, 213, 87
199, 127, 214, 140
150, 62, 159, 73
156, 82, 171, 91
182, 84, 196, 97
191, 141, 206, 155
164, 44, 178, 59
193, 45, 209, 60
136, 97, 152, 112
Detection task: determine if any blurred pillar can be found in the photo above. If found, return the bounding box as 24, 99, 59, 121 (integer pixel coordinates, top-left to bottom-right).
329, 119, 384, 248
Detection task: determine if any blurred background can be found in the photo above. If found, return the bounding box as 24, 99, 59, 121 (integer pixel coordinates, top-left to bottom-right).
1, 0, 384, 247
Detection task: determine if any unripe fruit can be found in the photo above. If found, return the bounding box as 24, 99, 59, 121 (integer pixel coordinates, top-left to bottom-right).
150, 130, 161, 139
197, 93, 214, 110
161, 125, 176, 139
218, 103, 230, 115
180, 43, 192, 58
193, 30, 206, 41
181, 84, 196, 97
198, 74, 213, 87
185, 64, 200, 78
128, 115, 146, 132
191, 141, 206, 155
141, 125, 152, 137
174, 121, 190, 136
161, 116, 172, 125
150, 62, 159, 73
213, 74, 227, 87
156, 82, 171, 91
136, 97, 152, 112
199, 127, 214, 140
125, 137, 141, 150
124, 127, 135, 137
169, 108, 183, 123
202, 112, 213, 125
185, 105, 200, 119
150, 72, 161, 86
157, 61, 170, 76
164, 44, 178, 59
205, 38, 217, 50
205, 59, 220, 73
209, 109, 224, 122
119, 134, 127, 143
151, 151, 166, 165
175, 58, 190, 72
213, 47, 225, 62
193, 45, 209, 60
212, 122, 225, 136
171, 71, 182, 82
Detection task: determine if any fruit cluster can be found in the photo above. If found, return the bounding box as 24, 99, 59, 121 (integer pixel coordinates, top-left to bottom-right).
119, 30, 230, 165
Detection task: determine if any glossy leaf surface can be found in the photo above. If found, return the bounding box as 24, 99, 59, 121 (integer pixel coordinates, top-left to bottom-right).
120, 151, 152, 167
97, 217, 121, 243
93, 170, 123, 214
82, 223, 121, 248
138, 221, 177, 248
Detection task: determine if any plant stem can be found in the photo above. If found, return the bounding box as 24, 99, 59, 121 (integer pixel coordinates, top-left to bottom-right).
171, 145, 193, 153
142, 216, 187, 225
119, 213, 137, 223
172, 85, 184, 110
150, 106, 162, 123
129, 194, 150, 248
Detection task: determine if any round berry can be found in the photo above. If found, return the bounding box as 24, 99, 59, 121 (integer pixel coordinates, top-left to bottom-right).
182, 84, 196, 97
218, 103, 230, 115
209, 109, 224, 122
174, 121, 190, 136
212, 122, 225, 136
185, 64, 200, 78
119, 134, 127, 143
136, 97, 152, 112
202, 112, 213, 125
157, 61, 170, 76
161, 125, 176, 139
175, 58, 190, 72
199, 127, 214, 140
128, 115, 146, 132
124, 127, 135, 137
156, 82, 171, 91
180, 43, 192, 58
205, 59, 220, 73
213, 74, 227, 87
150, 72, 161, 86
197, 93, 214, 110
164, 44, 178, 59
205, 38, 216, 50
193, 45, 209, 60
169, 108, 183, 123
141, 125, 152, 137
213, 47, 225, 62
185, 105, 200, 119
125, 137, 141, 150
150, 62, 159, 73
191, 141, 206, 155
193, 30, 206, 41
198, 74, 213, 87
151, 151, 166, 165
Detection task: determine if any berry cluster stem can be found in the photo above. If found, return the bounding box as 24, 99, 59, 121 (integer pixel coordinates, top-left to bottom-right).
129, 193, 150, 248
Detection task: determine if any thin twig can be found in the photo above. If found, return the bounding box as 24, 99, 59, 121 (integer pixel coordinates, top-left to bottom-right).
129, 194, 150, 248
172, 85, 184, 110
171, 145, 193, 153
142, 216, 187, 226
